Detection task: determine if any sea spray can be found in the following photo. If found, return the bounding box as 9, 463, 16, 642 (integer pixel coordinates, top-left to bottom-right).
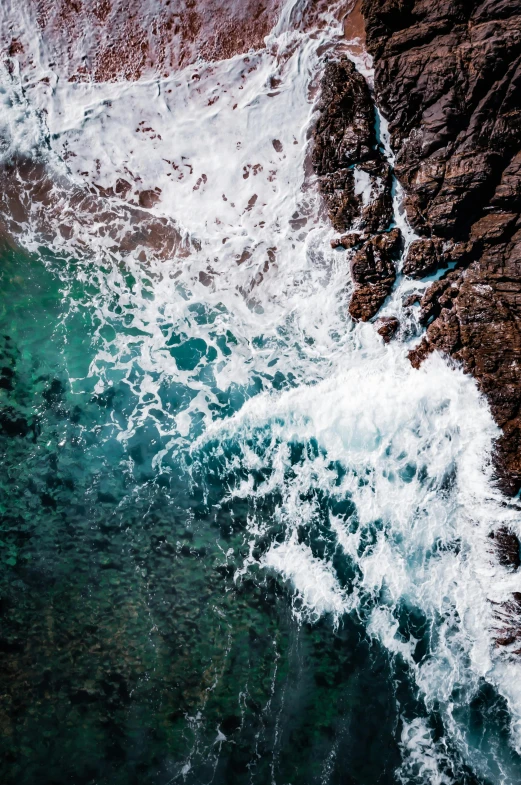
0, 0, 521, 782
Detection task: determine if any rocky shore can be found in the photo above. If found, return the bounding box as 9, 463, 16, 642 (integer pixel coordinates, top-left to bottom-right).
312, 56, 402, 322
315, 1, 521, 499
313, 0, 521, 648
363, 0, 521, 498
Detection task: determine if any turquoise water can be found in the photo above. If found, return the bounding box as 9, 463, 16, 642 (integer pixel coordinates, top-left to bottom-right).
0, 243, 520, 785
0, 244, 398, 784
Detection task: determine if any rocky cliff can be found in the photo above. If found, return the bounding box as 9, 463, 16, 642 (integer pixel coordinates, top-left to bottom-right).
357, 0, 521, 497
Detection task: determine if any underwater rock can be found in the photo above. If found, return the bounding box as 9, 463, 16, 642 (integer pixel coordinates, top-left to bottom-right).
0, 406, 30, 438
138, 189, 161, 209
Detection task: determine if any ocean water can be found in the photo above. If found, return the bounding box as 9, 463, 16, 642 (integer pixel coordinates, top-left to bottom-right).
1, 2, 521, 783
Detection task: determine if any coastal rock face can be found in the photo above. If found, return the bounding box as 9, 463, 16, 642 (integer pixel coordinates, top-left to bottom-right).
490, 527, 521, 571
402, 237, 445, 279
361, 0, 521, 495
312, 56, 393, 234
349, 228, 402, 321
313, 56, 398, 321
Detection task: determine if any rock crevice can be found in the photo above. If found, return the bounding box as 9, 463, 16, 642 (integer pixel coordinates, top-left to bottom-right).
359, 0, 521, 495
312, 55, 401, 322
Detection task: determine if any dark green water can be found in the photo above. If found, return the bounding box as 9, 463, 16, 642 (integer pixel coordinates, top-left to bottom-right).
0, 244, 518, 785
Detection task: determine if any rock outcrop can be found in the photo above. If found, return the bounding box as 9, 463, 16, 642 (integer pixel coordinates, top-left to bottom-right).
312, 56, 393, 234
489, 527, 521, 571
313, 56, 399, 321
376, 315, 400, 343
361, 0, 521, 496
349, 228, 402, 321
402, 237, 445, 279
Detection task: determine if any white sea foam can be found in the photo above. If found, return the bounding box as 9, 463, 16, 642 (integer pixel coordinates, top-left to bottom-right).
0, 5, 359, 433
262, 534, 348, 621
397, 717, 453, 785
200, 343, 521, 777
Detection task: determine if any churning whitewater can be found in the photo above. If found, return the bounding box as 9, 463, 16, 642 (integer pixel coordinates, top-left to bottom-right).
1, 0, 521, 782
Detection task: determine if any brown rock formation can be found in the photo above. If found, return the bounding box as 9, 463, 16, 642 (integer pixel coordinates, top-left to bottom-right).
313, 56, 401, 321
330, 232, 365, 250
349, 227, 402, 321
361, 0, 521, 496
402, 237, 445, 279
313, 56, 393, 234
376, 315, 400, 343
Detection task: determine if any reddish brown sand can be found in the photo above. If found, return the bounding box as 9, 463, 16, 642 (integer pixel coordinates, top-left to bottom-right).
343, 0, 365, 45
